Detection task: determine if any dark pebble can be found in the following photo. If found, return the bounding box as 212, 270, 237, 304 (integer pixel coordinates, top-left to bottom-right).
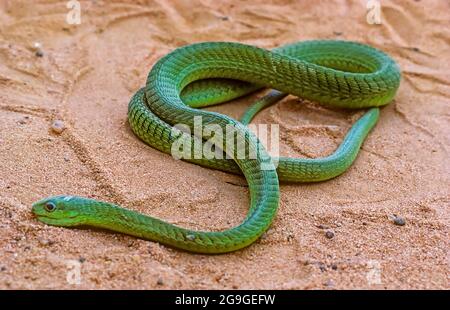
318, 263, 327, 272
79, 257, 86, 263
156, 278, 164, 285
0, 266, 6, 271
325, 230, 335, 239
393, 216, 406, 226
331, 264, 338, 270
18, 117, 28, 125
35, 50, 44, 57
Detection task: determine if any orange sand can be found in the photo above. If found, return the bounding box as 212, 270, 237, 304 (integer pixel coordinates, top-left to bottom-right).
0, 0, 448, 289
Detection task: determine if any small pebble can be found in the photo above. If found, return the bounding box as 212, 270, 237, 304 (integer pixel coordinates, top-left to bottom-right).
393, 216, 406, 226
31, 42, 42, 51
156, 278, 164, 285
0, 266, 6, 271
79, 257, 86, 263
325, 230, 335, 239
331, 264, 338, 270
38, 238, 54, 246
324, 279, 335, 287
50, 120, 65, 134
35, 50, 44, 57
318, 263, 327, 272
18, 116, 29, 125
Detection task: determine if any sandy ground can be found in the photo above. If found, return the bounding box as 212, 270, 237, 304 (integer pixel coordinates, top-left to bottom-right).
0, 0, 449, 289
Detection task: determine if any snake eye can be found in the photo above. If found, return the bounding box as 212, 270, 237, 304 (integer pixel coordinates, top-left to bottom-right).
44, 202, 56, 212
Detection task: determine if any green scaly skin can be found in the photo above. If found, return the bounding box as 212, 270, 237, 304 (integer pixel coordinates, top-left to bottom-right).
32, 40, 401, 254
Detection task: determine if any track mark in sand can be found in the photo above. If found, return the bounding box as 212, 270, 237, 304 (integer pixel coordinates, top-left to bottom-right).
315, 209, 402, 229
333, 197, 395, 207
241, 8, 295, 25
102, 9, 167, 30
432, 31, 450, 48
403, 70, 450, 88
393, 101, 436, 139
399, 46, 435, 58
393, 99, 448, 158
360, 147, 393, 163
50, 59, 118, 203
153, 0, 189, 29
266, 100, 348, 159
60, 129, 126, 205
403, 76, 449, 99
280, 130, 337, 159
381, 2, 423, 46
59, 65, 92, 108
330, 199, 448, 230
125, 193, 175, 212
0, 104, 52, 119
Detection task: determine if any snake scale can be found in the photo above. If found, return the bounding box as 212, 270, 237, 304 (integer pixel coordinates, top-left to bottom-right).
32, 40, 401, 254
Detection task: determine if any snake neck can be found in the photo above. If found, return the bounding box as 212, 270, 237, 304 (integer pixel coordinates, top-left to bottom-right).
77, 198, 276, 254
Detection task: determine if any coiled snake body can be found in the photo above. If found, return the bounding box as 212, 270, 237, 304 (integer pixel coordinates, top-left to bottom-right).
32, 40, 401, 253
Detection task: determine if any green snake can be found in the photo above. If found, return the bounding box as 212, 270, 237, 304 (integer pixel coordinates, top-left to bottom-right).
32, 40, 401, 254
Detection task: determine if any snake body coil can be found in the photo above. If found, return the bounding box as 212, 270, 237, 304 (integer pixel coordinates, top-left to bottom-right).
32, 40, 401, 253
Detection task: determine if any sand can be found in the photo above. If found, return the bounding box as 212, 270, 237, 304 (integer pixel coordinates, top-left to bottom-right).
0, 0, 448, 289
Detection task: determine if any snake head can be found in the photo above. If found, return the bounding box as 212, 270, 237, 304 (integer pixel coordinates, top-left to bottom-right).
32, 195, 86, 227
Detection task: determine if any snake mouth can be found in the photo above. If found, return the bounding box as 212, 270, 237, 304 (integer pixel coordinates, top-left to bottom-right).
32, 204, 79, 225
34, 214, 80, 227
